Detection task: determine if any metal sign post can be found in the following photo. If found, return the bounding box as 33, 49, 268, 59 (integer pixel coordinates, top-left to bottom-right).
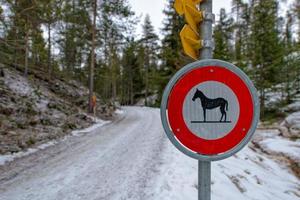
162, 1, 260, 200
199, 0, 213, 200
160, 59, 259, 200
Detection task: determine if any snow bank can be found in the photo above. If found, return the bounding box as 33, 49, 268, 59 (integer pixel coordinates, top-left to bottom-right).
115, 109, 125, 115
287, 102, 300, 112
259, 137, 300, 162
284, 111, 300, 129
0, 119, 110, 166
4, 69, 33, 96
72, 118, 110, 136
280, 111, 300, 137
0, 142, 56, 166
148, 132, 300, 200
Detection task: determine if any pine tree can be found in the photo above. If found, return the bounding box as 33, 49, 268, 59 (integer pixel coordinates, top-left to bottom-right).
88, 0, 97, 113
159, 0, 189, 103
58, 0, 91, 79
231, 0, 252, 68
140, 15, 159, 106
213, 8, 233, 61
281, 12, 294, 103
98, 0, 135, 103
293, 0, 300, 42
251, 0, 283, 116
120, 38, 144, 105
2, 0, 49, 75
39, 0, 62, 78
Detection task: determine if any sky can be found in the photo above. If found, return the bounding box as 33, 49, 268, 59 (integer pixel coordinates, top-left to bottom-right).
128, 0, 294, 38
128, 0, 232, 38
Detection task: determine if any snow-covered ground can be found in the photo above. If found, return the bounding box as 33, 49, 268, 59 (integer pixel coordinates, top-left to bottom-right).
151, 133, 300, 200
0, 107, 299, 200
0, 117, 110, 166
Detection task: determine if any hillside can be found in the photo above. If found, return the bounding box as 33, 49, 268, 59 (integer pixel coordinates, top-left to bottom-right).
0, 67, 114, 155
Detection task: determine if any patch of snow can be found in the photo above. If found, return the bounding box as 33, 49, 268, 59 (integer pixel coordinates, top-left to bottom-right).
71, 118, 110, 136
265, 90, 282, 106
115, 109, 125, 115
136, 94, 158, 106
259, 137, 300, 162
0, 119, 109, 166
4, 70, 33, 96
35, 98, 49, 112
149, 131, 300, 200
283, 111, 300, 129
287, 102, 300, 112
0, 148, 38, 166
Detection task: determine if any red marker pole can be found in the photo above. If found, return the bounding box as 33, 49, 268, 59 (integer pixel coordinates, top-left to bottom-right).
199, 0, 213, 200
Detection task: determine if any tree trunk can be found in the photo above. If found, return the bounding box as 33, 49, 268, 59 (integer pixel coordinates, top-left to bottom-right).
260, 88, 265, 118
24, 23, 29, 77
130, 69, 134, 105
48, 22, 52, 78
88, 0, 97, 113
112, 63, 117, 103
13, 28, 17, 69
145, 66, 148, 106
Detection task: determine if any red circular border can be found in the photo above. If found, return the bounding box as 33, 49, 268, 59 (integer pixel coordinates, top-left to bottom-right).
167, 66, 254, 155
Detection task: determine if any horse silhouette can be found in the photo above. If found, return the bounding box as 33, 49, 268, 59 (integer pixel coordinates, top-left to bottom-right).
192, 89, 228, 122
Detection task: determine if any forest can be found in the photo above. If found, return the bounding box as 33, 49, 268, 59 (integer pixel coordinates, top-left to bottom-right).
0, 0, 300, 120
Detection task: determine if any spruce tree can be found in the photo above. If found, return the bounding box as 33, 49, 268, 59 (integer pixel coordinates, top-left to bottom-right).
98, 0, 135, 103
140, 15, 159, 106
159, 0, 189, 103
39, 0, 62, 78
231, 0, 252, 68
251, 0, 283, 116
293, 0, 300, 42
213, 8, 233, 61
58, 0, 90, 79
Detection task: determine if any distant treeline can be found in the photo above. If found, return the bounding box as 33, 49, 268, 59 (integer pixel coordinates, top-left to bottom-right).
0, 0, 299, 118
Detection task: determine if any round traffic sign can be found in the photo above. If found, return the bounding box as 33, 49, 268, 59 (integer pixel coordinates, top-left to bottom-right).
161, 59, 260, 161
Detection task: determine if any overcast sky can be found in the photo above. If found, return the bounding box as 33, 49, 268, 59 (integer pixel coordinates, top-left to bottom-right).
128, 0, 232, 38
128, 0, 293, 38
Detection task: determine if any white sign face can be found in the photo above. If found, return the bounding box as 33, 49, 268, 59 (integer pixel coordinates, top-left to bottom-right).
182, 81, 240, 140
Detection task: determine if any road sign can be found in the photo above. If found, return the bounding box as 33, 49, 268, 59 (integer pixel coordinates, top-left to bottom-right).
161, 59, 260, 161
174, 0, 203, 33
180, 25, 202, 60
174, 0, 203, 60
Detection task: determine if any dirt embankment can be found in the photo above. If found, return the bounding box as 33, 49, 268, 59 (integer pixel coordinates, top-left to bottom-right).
0, 67, 114, 154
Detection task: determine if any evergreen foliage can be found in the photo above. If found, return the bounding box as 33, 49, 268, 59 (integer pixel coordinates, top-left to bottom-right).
0, 0, 299, 118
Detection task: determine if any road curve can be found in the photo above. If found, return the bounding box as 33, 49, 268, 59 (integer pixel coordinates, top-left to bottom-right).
0, 107, 167, 200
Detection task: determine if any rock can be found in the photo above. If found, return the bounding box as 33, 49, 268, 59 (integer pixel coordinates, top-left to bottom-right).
7, 131, 18, 136
29, 116, 40, 126
24, 101, 38, 115
40, 117, 52, 126
76, 113, 88, 120
0, 68, 4, 77
7, 145, 21, 154
278, 126, 290, 137
279, 111, 300, 138
0, 105, 14, 115
15, 118, 28, 129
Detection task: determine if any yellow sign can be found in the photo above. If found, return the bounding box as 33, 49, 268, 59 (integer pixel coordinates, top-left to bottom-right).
180, 24, 202, 60
174, 0, 203, 33
174, 0, 185, 15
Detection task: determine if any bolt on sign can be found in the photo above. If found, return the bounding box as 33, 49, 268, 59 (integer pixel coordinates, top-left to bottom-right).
161, 59, 260, 161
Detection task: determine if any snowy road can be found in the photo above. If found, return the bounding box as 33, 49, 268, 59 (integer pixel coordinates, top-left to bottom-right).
0, 107, 167, 200
0, 107, 299, 200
